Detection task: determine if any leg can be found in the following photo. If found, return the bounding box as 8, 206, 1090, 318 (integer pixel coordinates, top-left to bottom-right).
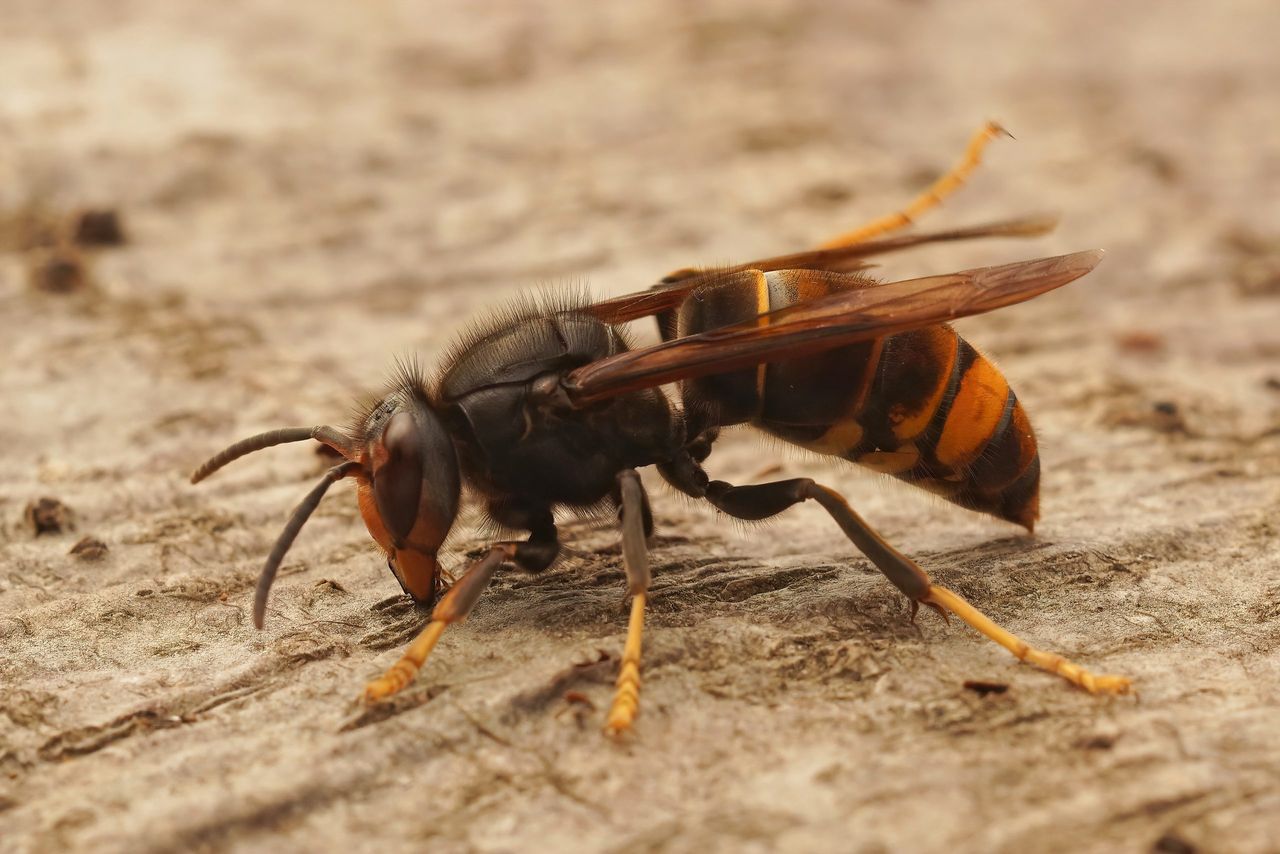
486, 500, 562, 572
701, 476, 1130, 694
818, 122, 1010, 249
604, 469, 652, 735
362, 522, 561, 702
363, 544, 510, 702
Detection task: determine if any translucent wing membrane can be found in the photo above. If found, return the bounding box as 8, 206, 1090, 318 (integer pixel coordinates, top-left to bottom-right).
565, 250, 1102, 404
585, 215, 1059, 325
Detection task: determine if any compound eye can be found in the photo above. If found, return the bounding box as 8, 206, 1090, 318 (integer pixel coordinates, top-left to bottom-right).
372, 410, 423, 546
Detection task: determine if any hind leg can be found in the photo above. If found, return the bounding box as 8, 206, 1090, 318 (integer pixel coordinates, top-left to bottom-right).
661, 456, 1130, 694
818, 122, 1010, 249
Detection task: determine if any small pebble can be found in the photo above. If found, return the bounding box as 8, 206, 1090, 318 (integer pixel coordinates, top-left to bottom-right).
24, 497, 74, 536
27, 246, 90, 294
71, 209, 127, 246
69, 535, 109, 561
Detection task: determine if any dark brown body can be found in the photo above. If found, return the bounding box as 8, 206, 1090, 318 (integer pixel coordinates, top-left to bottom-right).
661, 270, 1041, 529
432, 273, 1040, 551
430, 300, 681, 570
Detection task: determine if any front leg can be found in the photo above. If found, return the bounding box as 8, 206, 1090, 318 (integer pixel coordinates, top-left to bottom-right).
363, 519, 561, 703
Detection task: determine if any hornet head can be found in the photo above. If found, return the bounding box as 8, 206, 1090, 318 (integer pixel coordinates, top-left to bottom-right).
190, 367, 460, 628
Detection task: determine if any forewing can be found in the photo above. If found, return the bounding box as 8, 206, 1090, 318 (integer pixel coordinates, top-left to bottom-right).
584, 215, 1059, 325
565, 250, 1101, 404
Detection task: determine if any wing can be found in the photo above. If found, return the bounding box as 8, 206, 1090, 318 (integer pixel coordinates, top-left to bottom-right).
585, 215, 1059, 325
565, 250, 1101, 405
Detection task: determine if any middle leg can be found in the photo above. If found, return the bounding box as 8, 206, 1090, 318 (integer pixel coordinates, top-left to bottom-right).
603, 469, 653, 736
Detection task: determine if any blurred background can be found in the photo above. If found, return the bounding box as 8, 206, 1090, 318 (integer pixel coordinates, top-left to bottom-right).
2, 2, 1277, 852
2, 2, 1277, 460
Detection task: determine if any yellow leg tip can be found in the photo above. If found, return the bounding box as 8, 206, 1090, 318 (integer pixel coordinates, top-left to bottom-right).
362, 682, 392, 704
602, 593, 647, 737
818, 121, 1009, 249
1081, 673, 1133, 695
603, 705, 638, 737
362, 661, 417, 703
360, 619, 447, 704
983, 120, 1012, 139
921, 585, 1134, 696
603, 673, 642, 736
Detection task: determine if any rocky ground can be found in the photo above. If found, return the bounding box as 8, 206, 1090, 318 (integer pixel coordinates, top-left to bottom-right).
2, 2, 1278, 852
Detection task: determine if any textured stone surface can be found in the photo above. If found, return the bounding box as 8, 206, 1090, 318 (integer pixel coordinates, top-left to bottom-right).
2, 2, 1278, 851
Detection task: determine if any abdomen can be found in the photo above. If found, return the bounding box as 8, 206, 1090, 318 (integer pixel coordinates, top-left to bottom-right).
671, 270, 1041, 529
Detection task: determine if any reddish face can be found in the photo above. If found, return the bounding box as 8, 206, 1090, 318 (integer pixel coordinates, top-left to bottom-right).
356, 400, 460, 605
